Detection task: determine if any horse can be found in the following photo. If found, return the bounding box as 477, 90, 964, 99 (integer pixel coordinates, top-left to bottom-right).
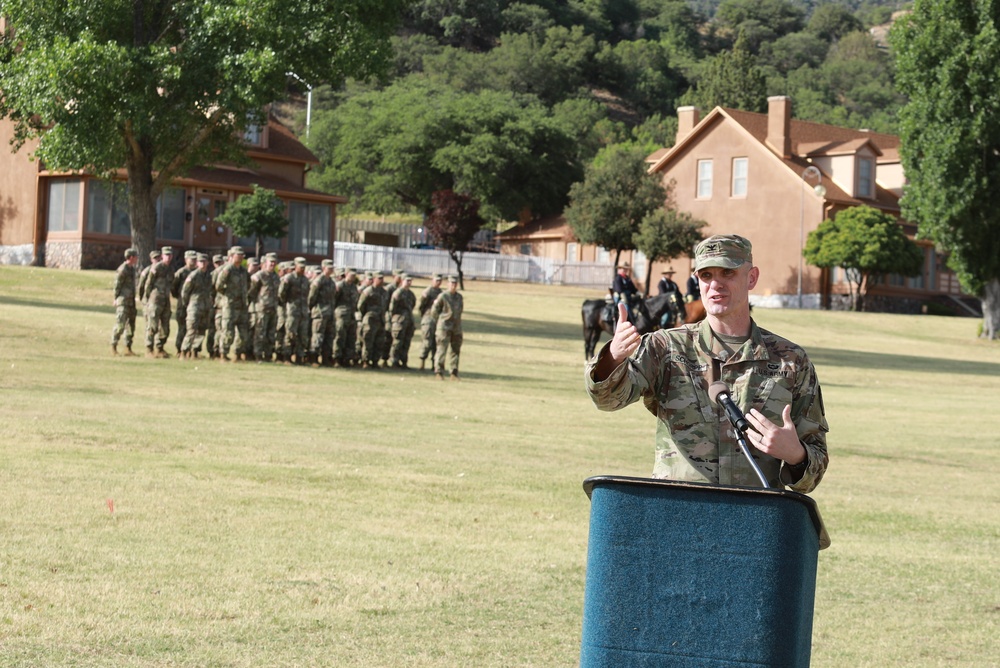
581, 295, 706, 359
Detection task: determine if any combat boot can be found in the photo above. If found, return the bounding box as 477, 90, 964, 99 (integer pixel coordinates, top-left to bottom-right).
450, 371, 460, 382
419, 358, 425, 370
435, 372, 444, 381
146, 347, 155, 358
111, 343, 118, 356
123, 346, 137, 357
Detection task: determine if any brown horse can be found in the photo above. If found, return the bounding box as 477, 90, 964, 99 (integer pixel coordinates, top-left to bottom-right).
581, 296, 706, 359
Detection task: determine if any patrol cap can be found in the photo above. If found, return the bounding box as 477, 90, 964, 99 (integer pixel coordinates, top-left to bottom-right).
432, 273, 442, 281
149, 250, 162, 260
229, 246, 245, 256
264, 252, 279, 262
213, 254, 225, 264
124, 248, 138, 259
693, 234, 753, 271
447, 275, 458, 283
247, 257, 260, 266
161, 246, 174, 256
345, 267, 357, 275
184, 249, 197, 259
401, 273, 411, 281
364, 271, 374, 279
197, 253, 209, 262
321, 259, 334, 268
294, 257, 307, 266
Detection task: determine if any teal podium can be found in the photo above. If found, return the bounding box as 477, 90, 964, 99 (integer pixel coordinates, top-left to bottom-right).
580, 476, 829, 668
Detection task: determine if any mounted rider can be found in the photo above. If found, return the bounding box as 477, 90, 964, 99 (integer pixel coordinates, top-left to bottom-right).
612, 262, 641, 325
657, 267, 686, 327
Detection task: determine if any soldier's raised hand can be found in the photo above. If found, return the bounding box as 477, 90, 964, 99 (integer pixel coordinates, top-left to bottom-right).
609, 302, 641, 363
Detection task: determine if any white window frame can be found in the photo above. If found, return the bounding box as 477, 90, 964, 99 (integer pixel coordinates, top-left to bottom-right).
697, 159, 713, 199
857, 157, 873, 199
731, 157, 748, 197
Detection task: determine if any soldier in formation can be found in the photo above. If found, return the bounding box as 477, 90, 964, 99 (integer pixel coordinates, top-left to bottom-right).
110, 248, 139, 356
430, 275, 464, 380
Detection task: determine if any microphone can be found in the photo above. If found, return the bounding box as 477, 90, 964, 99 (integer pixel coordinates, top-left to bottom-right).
708, 381, 752, 434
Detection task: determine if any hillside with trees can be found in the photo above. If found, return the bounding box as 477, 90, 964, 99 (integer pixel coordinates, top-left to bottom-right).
297, 0, 908, 223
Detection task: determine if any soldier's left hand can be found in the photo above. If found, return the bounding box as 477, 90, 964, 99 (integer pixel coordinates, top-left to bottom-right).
745, 404, 806, 465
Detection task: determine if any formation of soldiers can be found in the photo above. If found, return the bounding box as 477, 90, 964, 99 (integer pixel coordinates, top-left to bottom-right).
110, 245, 465, 379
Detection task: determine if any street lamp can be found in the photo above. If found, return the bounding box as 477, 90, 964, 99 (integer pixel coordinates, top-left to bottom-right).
286, 72, 313, 139
798, 165, 826, 309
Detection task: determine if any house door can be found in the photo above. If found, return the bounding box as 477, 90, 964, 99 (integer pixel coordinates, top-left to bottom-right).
191, 194, 229, 251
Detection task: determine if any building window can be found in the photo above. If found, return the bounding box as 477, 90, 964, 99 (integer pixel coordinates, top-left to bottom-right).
87, 180, 131, 236
697, 159, 713, 199
596, 247, 611, 264
566, 242, 578, 262
519, 243, 531, 255
288, 201, 331, 255
156, 188, 186, 241
731, 158, 748, 197
47, 179, 82, 232
857, 158, 873, 198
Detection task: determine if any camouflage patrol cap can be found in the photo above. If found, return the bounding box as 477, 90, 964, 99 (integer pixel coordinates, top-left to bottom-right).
294, 257, 307, 266
213, 254, 225, 264
364, 271, 374, 279
693, 234, 753, 271
447, 275, 458, 283
184, 250, 197, 259
124, 248, 138, 259
432, 274, 442, 281
161, 246, 174, 256
149, 250, 162, 260
400, 273, 411, 281
264, 252, 279, 262
321, 259, 334, 268
345, 267, 357, 275
196, 253, 209, 262
247, 257, 260, 266
229, 246, 245, 256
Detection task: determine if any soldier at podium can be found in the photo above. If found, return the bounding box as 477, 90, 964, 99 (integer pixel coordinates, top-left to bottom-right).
585, 234, 829, 492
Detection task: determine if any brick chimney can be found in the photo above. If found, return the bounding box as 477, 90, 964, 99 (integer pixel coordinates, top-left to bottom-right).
766, 96, 792, 158
676, 106, 700, 145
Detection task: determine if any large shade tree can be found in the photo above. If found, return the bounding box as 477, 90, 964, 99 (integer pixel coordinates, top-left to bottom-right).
0, 0, 405, 264
564, 144, 668, 282
803, 205, 923, 312
633, 205, 707, 295
891, 0, 1000, 338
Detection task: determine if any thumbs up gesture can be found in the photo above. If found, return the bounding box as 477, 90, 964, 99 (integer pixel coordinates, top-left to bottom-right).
609, 302, 641, 364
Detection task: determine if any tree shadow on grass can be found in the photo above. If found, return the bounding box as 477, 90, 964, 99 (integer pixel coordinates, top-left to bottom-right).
465, 310, 582, 342
808, 347, 1000, 378
0, 295, 113, 316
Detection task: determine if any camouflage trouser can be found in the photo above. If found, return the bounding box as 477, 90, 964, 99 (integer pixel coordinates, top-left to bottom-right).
334, 308, 357, 363
206, 306, 221, 356
381, 313, 392, 363
145, 300, 171, 351
389, 315, 414, 366
419, 316, 437, 362
221, 307, 249, 357
434, 328, 463, 375
310, 310, 335, 362
360, 312, 386, 365
111, 304, 136, 348
254, 308, 278, 361
354, 312, 364, 361
275, 304, 287, 358
285, 307, 310, 361
174, 306, 187, 353
182, 300, 211, 353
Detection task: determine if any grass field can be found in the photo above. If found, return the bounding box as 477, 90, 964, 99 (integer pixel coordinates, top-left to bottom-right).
1, 264, 998, 667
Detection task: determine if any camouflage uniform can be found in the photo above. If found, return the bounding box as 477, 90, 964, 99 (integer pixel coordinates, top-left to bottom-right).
430, 287, 463, 377
137, 253, 156, 350
207, 256, 225, 357
584, 318, 829, 492
145, 254, 173, 354
308, 266, 337, 365
417, 280, 442, 366
279, 263, 311, 363
380, 273, 400, 365
172, 253, 197, 353
248, 262, 280, 362
333, 272, 360, 366
110, 254, 138, 352
388, 280, 416, 367
180, 263, 213, 355
215, 255, 250, 360
357, 280, 388, 367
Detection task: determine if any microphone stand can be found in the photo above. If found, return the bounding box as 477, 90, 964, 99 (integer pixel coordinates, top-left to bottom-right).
730, 420, 770, 489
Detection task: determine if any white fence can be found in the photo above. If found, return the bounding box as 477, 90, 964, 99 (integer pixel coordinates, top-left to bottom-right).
332, 242, 614, 288
336, 218, 498, 253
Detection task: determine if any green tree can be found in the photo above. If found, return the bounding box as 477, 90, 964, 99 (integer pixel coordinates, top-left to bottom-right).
424, 190, 485, 289
0, 0, 404, 264
803, 205, 923, 312
633, 204, 707, 294
892, 0, 1000, 338
682, 32, 767, 112
714, 0, 805, 52
216, 186, 289, 261
565, 144, 668, 279
308, 78, 580, 221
